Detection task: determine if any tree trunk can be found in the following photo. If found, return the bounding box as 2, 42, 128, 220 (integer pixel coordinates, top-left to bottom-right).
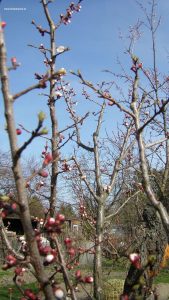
123, 204, 168, 298
94, 203, 104, 300
0, 27, 55, 300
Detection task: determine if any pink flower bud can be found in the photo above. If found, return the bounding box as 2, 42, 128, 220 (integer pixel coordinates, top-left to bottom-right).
56, 214, 65, 223
84, 276, 93, 283
75, 270, 81, 278
38, 170, 48, 178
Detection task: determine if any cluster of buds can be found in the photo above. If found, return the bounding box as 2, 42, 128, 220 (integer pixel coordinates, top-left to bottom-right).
75, 270, 93, 284
14, 266, 26, 276
64, 237, 76, 266
82, 88, 90, 100
61, 161, 72, 172
79, 203, 96, 226
42, 152, 53, 167
55, 85, 63, 99
0, 196, 17, 218
41, 247, 57, 266
35, 234, 57, 266
2, 254, 17, 270
44, 214, 65, 233
31, 20, 49, 37
79, 204, 87, 218
60, 2, 81, 25
23, 288, 39, 300
41, 145, 53, 169
130, 55, 143, 73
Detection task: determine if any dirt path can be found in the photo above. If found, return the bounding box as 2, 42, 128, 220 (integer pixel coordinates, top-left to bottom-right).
155, 283, 169, 300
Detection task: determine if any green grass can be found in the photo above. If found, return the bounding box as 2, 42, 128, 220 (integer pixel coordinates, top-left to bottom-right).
0, 269, 12, 277
103, 257, 128, 271
0, 282, 37, 300
154, 269, 169, 284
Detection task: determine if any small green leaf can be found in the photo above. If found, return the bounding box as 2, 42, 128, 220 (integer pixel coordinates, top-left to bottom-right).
38, 111, 46, 123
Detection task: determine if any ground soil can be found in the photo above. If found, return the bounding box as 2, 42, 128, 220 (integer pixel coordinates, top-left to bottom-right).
154, 283, 169, 300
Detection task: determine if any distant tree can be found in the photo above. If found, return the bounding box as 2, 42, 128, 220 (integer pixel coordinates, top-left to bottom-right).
58, 202, 76, 219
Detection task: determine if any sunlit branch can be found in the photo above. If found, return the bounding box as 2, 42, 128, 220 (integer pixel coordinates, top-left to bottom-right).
72, 156, 99, 202
106, 191, 140, 220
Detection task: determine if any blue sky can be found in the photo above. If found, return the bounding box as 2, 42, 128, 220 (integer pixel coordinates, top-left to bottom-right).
0, 0, 169, 161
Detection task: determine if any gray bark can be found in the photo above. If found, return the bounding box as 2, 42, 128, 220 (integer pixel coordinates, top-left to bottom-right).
94, 203, 104, 300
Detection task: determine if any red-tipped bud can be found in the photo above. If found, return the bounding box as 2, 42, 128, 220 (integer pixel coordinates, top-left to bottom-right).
129, 253, 140, 263
84, 276, 94, 283
64, 237, 72, 246
1, 21, 6, 28
16, 128, 22, 135
11, 57, 17, 64
43, 153, 52, 165
24, 289, 36, 300
129, 253, 141, 269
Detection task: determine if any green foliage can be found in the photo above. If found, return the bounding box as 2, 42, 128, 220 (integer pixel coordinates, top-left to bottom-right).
58, 203, 76, 218
29, 196, 45, 219
103, 257, 128, 271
